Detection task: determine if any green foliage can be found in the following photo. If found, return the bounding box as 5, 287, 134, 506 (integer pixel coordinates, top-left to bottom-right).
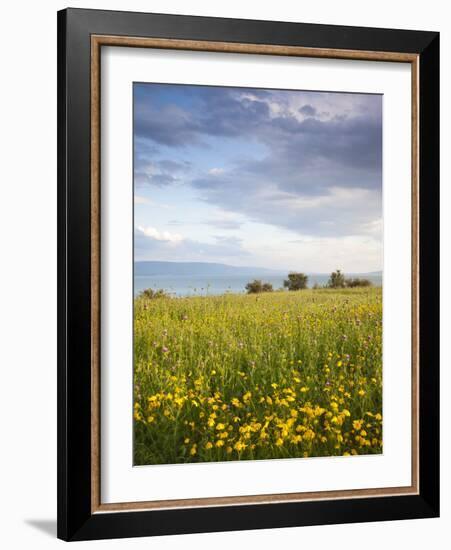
327, 269, 346, 288
134, 288, 382, 465
139, 288, 170, 300
283, 272, 308, 291
327, 271, 373, 289
345, 278, 373, 288
245, 279, 274, 294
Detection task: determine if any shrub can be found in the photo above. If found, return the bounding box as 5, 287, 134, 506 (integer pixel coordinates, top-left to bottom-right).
345, 278, 373, 288
327, 270, 346, 289
283, 272, 308, 291
139, 288, 170, 299
245, 280, 274, 294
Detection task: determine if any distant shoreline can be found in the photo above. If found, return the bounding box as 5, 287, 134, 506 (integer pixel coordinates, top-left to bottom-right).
134, 260, 382, 279
134, 277, 383, 298
133, 263, 382, 297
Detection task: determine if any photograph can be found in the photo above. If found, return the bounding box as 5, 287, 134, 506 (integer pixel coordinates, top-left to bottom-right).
132, 83, 383, 465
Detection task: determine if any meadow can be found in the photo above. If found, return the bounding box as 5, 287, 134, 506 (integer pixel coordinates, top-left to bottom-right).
134, 288, 382, 465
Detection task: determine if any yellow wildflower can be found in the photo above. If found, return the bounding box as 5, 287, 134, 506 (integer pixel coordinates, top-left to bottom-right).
352, 420, 363, 431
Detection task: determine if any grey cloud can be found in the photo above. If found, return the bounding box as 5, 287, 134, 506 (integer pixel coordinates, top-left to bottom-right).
134, 87, 272, 145
192, 170, 381, 238
135, 85, 380, 152
135, 85, 381, 190
134, 157, 191, 187
299, 104, 317, 117
149, 173, 178, 186
134, 104, 201, 147
134, 84, 382, 238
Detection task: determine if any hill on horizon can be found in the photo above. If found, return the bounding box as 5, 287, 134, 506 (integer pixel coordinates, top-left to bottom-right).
134, 261, 381, 278
134, 261, 283, 277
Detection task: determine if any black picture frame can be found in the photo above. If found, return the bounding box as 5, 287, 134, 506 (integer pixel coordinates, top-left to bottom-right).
57, 7, 439, 541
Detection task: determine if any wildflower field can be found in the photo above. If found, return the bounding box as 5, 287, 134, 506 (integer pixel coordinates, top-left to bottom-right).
134, 288, 382, 465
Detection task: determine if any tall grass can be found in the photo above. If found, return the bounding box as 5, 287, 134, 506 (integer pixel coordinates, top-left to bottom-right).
134, 288, 382, 465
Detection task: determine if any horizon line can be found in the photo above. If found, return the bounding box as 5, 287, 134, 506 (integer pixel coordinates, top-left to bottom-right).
134, 259, 382, 275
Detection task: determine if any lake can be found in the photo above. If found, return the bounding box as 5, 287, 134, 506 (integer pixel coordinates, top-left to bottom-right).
134, 273, 382, 297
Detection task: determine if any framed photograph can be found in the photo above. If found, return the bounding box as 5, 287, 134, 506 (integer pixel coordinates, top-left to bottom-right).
57, 8, 439, 541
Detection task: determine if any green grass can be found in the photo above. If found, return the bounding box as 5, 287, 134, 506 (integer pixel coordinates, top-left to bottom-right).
133, 288, 382, 465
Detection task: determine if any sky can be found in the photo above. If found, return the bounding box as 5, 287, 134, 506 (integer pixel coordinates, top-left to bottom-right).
134, 83, 382, 273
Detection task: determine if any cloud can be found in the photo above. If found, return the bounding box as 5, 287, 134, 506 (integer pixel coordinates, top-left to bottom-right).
134, 157, 191, 187
134, 85, 380, 155
203, 219, 243, 230
299, 104, 317, 117
134, 102, 201, 147
134, 86, 272, 146
193, 178, 381, 238
213, 235, 244, 247
208, 167, 224, 175
134, 84, 382, 241
155, 217, 244, 231
246, 234, 382, 274
134, 226, 249, 262
136, 225, 183, 243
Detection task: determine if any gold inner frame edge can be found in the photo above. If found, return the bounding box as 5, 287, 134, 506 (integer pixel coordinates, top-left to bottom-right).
90, 35, 420, 514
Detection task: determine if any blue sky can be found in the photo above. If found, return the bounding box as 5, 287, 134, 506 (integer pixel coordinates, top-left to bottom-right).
134, 83, 382, 273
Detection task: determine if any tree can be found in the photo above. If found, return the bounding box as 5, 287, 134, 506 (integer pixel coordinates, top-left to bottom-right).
262, 282, 274, 292
245, 279, 274, 294
327, 270, 346, 288
283, 272, 308, 291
